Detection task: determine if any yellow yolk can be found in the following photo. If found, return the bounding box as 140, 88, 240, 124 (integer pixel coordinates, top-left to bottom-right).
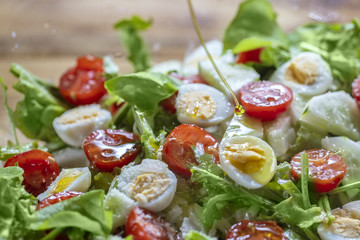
130, 173, 171, 203
177, 91, 216, 120
324, 209, 360, 238
224, 143, 265, 174
285, 56, 319, 85
46, 171, 82, 195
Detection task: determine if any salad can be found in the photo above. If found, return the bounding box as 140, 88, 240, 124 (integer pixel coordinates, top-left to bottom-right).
1, 0, 360, 239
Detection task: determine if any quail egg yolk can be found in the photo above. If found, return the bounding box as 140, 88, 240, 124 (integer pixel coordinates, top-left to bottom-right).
324, 208, 360, 238
130, 173, 171, 204
224, 143, 266, 174
177, 91, 216, 120
58, 108, 103, 125
285, 56, 319, 85
48, 171, 82, 195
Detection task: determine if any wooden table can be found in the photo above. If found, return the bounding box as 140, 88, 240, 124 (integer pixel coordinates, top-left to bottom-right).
1, 0, 359, 145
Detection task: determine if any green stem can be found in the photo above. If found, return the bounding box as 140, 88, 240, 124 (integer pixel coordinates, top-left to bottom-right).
300, 152, 311, 209
329, 180, 360, 194
40, 227, 66, 240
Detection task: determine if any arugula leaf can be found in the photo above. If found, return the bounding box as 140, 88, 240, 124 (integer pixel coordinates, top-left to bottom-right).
30, 190, 112, 237
10, 63, 68, 142
114, 15, 152, 72
288, 20, 360, 93
222, 0, 287, 52
0, 77, 18, 144
0, 167, 40, 240
105, 72, 179, 113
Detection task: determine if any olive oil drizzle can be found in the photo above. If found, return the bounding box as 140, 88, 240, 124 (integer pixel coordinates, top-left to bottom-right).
187, 0, 245, 116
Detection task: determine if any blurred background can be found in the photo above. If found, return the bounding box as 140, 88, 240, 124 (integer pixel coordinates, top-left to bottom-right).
0, 0, 359, 144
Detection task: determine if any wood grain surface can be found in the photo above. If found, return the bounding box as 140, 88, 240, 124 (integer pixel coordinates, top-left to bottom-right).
0, 0, 359, 145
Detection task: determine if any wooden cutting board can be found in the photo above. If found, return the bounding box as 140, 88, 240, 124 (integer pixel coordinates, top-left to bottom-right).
0, 0, 358, 145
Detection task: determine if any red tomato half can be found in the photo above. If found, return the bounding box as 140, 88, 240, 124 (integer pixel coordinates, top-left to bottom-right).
236, 48, 264, 64
126, 206, 179, 240
352, 76, 360, 109
5, 149, 59, 196
226, 220, 286, 240
162, 124, 219, 178
290, 149, 347, 193
238, 81, 293, 121
160, 73, 209, 114
82, 129, 141, 172
37, 191, 83, 210
59, 55, 106, 106
77, 55, 104, 72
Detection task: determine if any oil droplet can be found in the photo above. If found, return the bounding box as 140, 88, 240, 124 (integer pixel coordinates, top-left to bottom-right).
234, 105, 245, 116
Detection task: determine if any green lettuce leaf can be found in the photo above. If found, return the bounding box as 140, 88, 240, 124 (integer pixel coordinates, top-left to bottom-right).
0, 167, 40, 240
30, 190, 112, 237
10, 63, 69, 142
222, 0, 287, 52
288, 20, 360, 93
114, 15, 152, 72
185, 230, 215, 240
0, 141, 43, 161
105, 72, 179, 113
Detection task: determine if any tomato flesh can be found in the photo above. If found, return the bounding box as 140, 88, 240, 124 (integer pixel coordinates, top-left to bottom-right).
5, 149, 60, 196
236, 48, 264, 64
37, 191, 83, 210
226, 220, 286, 240
59, 55, 106, 106
352, 76, 360, 109
162, 124, 219, 177
290, 149, 347, 193
160, 73, 208, 114
82, 129, 141, 172
126, 206, 179, 240
238, 81, 293, 121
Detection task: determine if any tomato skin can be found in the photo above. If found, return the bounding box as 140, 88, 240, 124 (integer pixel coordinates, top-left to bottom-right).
160, 73, 208, 114
238, 81, 293, 121
162, 124, 219, 178
226, 220, 286, 240
4, 149, 60, 196
37, 191, 83, 210
290, 149, 347, 193
59, 55, 106, 106
126, 206, 179, 240
236, 48, 264, 64
352, 76, 360, 109
82, 129, 141, 172
77, 55, 104, 72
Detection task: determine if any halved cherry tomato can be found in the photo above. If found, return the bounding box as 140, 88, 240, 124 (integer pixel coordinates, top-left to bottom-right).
226, 220, 286, 240
82, 129, 141, 172
126, 206, 179, 240
236, 48, 264, 64
162, 124, 219, 177
5, 149, 60, 196
160, 73, 208, 114
290, 149, 347, 193
59, 55, 106, 106
238, 81, 293, 121
352, 76, 360, 109
37, 191, 83, 210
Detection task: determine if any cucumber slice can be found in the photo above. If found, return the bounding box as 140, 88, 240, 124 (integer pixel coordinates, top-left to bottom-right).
264, 112, 296, 157
321, 136, 360, 185
222, 114, 263, 140
199, 59, 259, 98
270, 52, 333, 97
149, 60, 182, 74
300, 91, 360, 141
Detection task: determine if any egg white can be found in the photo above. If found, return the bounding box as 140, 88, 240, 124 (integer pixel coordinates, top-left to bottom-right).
53, 104, 111, 147
219, 135, 277, 189
175, 83, 233, 128
37, 167, 91, 201
115, 159, 177, 212
270, 52, 333, 96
